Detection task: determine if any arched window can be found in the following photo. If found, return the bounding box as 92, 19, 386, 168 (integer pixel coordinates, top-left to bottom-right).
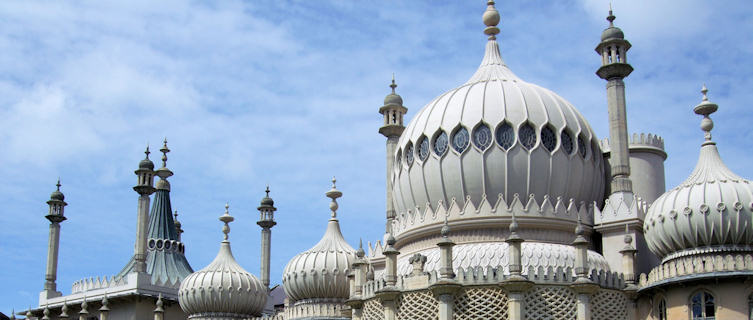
691, 291, 715, 319
656, 298, 667, 320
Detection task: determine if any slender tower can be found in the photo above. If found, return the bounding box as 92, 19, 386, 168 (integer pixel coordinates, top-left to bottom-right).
41, 179, 67, 300
257, 186, 277, 290
596, 7, 633, 195
378, 75, 407, 233
594, 8, 658, 273
133, 146, 156, 273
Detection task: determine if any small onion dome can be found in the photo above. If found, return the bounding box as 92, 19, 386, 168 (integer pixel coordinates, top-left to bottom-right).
384, 76, 403, 106
282, 218, 356, 301
179, 204, 267, 318
644, 86, 753, 261
601, 9, 624, 41
50, 179, 65, 201
139, 146, 155, 170
282, 178, 356, 302
259, 186, 274, 207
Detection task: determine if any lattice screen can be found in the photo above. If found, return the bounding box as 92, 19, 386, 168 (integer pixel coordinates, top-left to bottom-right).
396, 290, 438, 320
524, 286, 576, 320
454, 287, 509, 320
362, 298, 385, 320
591, 289, 628, 320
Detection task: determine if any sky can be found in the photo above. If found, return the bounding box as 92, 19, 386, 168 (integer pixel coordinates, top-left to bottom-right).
1, 0, 753, 313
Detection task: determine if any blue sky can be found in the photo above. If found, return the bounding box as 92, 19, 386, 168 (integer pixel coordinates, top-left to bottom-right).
1, 0, 752, 312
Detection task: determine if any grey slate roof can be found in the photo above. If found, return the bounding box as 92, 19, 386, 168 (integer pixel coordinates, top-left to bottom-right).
115, 188, 193, 284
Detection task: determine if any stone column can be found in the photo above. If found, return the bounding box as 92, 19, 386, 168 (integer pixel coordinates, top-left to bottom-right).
500, 211, 533, 320
257, 186, 277, 290
430, 217, 461, 320
42, 180, 67, 300
99, 295, 110, 320
571, 217, 599, 320
133, 147, 156, 273
378, 77, 407, 234
154, 294, 164, 320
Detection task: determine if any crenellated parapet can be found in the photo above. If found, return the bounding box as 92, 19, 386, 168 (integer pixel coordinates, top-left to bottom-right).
391, 193, 594, 243
594, 193, 648, 226
71, 276, 128, 294
600, 133, 665, 155
639, 252, 753, 290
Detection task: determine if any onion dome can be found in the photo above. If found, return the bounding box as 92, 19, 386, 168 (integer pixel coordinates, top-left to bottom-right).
393, 1, 604, 217
384, 75, 404, 106
644, 86, 753, 261
600, 8, 624, 41
259, 185, 274, 207
282, 178, 356, 302
50, 179, 65, 201
139, 146, 155, 170
179, 204, 267, 318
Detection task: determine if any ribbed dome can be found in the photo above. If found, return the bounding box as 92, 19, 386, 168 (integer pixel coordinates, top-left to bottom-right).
179, 207, 267, 318
384, 93, 403, 106
644, 89, 753, 261
282, 217, 356, 302
392, 17, 604, 217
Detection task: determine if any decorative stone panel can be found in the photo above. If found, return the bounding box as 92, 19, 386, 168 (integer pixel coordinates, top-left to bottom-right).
396, 290, 437, 320
591, 289, 628, 320
454, 287, 508, 320
362, 298, 384, 320
524, 286, 576, 320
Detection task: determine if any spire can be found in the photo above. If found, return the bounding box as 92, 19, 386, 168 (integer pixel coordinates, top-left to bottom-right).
607, 3, 615, 26
154, 139, 173, 190
694, 84, 719, 143
160, 138, 169, 168
356, 238, 365, 258
220, 203, 234, 242
325, 177, 342, 219
390, 73, 397, 94
9, 309, 15, 320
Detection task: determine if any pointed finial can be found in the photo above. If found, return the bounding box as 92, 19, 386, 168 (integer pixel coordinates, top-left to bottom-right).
390, 73, 397, 93
42, 305, 50, 320
509, 210, 519, 234
440, 214, 450, 237
356, 238, 365, 258
265, 185, 271, 197
219, 203, 234, 241
174, 210, 178, 220
607, 4, 616, 26
160, 138, 170, 168
325, 176, 342, 219
155, 293, 164, 312
145, 145, 151, 159
9, 308, 15, 320
60, 302, 68, 317
56, 178, 61, 191
693, 84, 719, 142
25, 308, 32, 319
575, 214, 585, 236
482, 1, 501, 39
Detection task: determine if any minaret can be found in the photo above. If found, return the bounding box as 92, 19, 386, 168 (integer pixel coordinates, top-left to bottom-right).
41, 179, 66, 300
378, 75, 407, 233
174, 211, 183, 242
256, 185, 277, 290
596, 7, 633, 194
133, 146, 156, 273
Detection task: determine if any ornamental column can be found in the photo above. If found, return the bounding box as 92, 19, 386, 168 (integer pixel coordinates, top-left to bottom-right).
571, 218, 599, 320
42, 179, 67, 301
378, 233, 400, 320
257, 186, 277, 290
133, 146, 156, 273
500, 211, 533, 320
430, 217, 461, 320
378, 75, 407, 234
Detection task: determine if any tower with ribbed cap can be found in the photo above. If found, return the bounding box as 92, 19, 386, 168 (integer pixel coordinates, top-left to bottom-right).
257, 185, 276, 290
116, 139, 193, 285
379, 75, 407, 234
40, 179, 67, 301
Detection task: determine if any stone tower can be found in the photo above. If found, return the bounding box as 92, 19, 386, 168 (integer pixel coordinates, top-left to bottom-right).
378, 76, 407, 234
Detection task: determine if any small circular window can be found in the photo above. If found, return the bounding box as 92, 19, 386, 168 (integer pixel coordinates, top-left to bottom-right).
148, 239, 156, 250
472, 124, 492, 150
405, 143, 414, 165
452, 127, 470, 153
433, 131, 448, 155
541, 125, 557, 152
561, 130, 574, 155
519, 123, 537, 150
165, 240, 172, 250
496, 122, 514, 150
577, 135, 587, 158
156, 239, 164, 250
417, 136, 430, 161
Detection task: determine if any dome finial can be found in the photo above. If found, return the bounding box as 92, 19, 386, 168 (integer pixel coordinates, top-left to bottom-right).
623, 223, 633, 245
356, 238, 365, 258
145, 144, 151, 159
693, 84, 719, 142
390, 73, 397, 94
56, 178, 61, 191
265, 185, 270, 197
607, 3, 615, 26
326, 176, 342, 219
482, 1, 501, 39
160, 138, 170, 168
219, 203, 234, 241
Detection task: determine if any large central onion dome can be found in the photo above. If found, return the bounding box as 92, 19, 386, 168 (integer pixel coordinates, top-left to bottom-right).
392, 3, 604, 216
645, 87, 753, 261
